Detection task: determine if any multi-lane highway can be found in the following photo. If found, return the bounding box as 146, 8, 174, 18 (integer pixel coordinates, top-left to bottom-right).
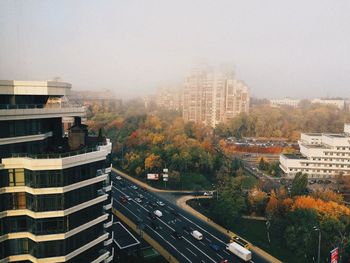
111, 172, 270, 263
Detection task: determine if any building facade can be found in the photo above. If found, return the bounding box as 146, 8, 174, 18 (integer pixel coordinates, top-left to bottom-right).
311, 98, 346, 110
0, 81, 113, 262
280, 123, 350, 178
182, 71, 249, 127
155, 87, 182, 112
269, 98, 300, 108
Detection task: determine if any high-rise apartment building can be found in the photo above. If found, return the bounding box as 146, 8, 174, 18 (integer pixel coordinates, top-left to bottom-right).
280, 123, 350, 178
0, 81, 113, 262
183, 71, 249, 127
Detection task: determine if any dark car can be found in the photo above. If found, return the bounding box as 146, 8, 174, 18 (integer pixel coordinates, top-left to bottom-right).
209, 243, 221, 252
151, 221, 159, 230
172, 231, 183, 240
120, 196, 127, 203
149, 211, 156, 220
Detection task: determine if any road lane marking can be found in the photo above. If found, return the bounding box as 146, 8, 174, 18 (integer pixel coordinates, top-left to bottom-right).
182, 236, 217, 263
186, 248, 197, 257
179, 214, 227, 245
223, 250, 230, 256
216, 253, 223, 259
146, 225, 192, 263
205, 238, 212, 243
113, 198, 142, 220
170, 235, 176, 240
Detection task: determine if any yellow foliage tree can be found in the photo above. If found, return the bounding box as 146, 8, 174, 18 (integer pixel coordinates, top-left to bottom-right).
144, 153, 161, 170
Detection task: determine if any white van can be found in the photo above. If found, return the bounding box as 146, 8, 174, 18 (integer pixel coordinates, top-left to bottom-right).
153, 210, 163, 217
191, 230, 203, 240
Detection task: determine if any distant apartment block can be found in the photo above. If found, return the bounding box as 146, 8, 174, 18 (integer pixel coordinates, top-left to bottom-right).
270, 98, 300, 108
280, 123, 350, 178
183, 71, 249, 127
0, 81, 114, 262
156, 87, 182, 111
311, 98, 346, 110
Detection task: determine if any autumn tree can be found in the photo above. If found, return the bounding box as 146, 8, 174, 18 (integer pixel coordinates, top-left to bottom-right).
247, 188, 268, 216
266, 190, 278, 219
144, 153, 162, 171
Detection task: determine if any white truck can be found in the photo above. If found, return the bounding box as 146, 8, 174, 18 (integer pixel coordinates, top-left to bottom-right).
226, 242, 252, 261
191, 230, 203, 240
153, 210, 163, 217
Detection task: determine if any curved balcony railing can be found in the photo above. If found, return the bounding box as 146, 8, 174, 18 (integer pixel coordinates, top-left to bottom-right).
0, 103, 82, 110
11, 142, 108, 159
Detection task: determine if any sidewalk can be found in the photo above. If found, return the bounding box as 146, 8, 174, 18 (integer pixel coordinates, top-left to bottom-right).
177, 196, 282, 263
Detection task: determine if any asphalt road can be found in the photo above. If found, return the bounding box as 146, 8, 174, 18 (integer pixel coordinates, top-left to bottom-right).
112, 173, 270, 263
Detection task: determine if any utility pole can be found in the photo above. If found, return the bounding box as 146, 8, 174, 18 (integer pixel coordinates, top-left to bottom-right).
313, 226, 321, 263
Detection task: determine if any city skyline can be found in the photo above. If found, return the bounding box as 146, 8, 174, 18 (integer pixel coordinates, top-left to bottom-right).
1, 1, 350, 99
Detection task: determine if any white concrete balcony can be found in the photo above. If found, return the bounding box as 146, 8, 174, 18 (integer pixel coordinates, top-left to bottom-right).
104, 219, 113, 228
104, 237, 113, 246
105, 165, 112, 173
2, 139, 112, 170
0, 103, 85, 121
103, 202, 112, 210
0, 131, 53, 146
91, 249, 110, 263
103, 184, 112, 192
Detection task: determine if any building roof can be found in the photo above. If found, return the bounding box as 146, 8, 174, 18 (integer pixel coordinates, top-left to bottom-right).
0, 80, 71, 96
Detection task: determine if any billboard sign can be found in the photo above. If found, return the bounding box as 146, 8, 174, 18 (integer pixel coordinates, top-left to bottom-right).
147, 174, 159, 180
330, 247, 339, 263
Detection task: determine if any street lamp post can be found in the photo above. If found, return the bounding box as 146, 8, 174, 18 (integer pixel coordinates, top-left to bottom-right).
314, 226, 321, 263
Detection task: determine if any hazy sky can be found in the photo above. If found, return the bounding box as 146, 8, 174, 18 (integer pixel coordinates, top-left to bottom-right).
1, 0, 349, 99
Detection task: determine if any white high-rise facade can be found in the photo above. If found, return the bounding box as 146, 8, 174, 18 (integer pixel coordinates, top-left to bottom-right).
183, 71, 249, 127
280, 123, 350, 178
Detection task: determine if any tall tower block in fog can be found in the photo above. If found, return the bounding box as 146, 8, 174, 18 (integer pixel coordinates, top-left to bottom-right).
0, 81, 114, 262
183, 71, 249, 127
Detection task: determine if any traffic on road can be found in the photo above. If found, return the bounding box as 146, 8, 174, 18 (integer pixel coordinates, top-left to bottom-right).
111, 172, 268, 263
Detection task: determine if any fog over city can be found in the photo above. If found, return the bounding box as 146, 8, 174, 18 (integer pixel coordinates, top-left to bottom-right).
0, 0, 350, 99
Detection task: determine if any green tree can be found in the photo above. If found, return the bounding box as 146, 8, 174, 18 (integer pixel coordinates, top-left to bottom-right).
291, 172, 308, 197
285, 208, 319, 261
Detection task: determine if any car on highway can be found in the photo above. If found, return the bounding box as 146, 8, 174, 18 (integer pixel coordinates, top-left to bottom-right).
149, 211, 156, 220
191, 230, 203, 240
130, 185, 138, 190
172, 230, 183, 240
138, 194, 144, 199
203, 191, 213, 196
120, 196, 127, 203
116, 176, 122, 180
154, 210, 163, 217
151, 221, 159, 230
156, 201, 165, 206
125, 195, 132, 201
209, 243, 221, 252
135, 198, 142, 203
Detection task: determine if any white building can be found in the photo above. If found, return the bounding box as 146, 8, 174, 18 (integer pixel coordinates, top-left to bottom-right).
280, 123, 350, 178
311, 99, 346, 110
270, 98, 300, 108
